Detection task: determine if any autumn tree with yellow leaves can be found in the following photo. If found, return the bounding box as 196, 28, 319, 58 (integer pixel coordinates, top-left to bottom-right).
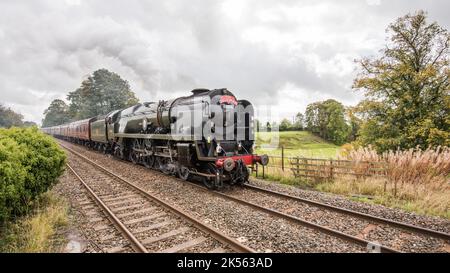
353, 11, 449, 152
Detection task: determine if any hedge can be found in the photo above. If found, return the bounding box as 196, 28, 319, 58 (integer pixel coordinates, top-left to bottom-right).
0, 127, 66, 223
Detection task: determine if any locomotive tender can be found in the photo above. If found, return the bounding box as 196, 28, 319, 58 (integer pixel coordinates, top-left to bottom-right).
42, 88, 268, 189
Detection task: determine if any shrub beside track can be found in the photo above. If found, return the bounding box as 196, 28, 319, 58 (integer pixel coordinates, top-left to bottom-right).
0, 127, 66, 222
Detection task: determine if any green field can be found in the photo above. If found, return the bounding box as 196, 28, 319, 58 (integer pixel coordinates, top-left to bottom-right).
255, 130, 341, 159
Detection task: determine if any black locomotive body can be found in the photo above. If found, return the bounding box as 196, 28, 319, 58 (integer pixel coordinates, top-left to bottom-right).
42, 88, 268, 189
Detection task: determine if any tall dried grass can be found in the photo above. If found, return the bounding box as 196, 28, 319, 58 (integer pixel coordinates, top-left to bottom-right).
254, 146, 449, 217
330, 146, 450, 218
342, 146, 450, 195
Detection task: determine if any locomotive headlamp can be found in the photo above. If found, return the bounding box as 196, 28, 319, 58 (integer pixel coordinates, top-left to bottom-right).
223, 158, 236, 172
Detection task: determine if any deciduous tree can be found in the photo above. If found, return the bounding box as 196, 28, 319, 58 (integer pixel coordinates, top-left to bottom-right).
304, 99, 350, 145
67, 69, 139, 119
0, 104, 23, 128
353, 11, 449, 151
279, 118, 293, 131
42, 99, 71, 127
293, 113, 304, 130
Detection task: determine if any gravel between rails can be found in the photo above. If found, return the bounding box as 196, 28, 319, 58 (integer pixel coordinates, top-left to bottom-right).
222, 187, 449, 252
58, 141, 381, 253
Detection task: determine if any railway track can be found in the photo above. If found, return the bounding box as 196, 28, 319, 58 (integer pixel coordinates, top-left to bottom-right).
187, 182, 448, 253
64, 145, 255, 253
182, 181, 400, 253
243, 184, 450, 241
221, 185, 449, 252
60, 141, 450, 253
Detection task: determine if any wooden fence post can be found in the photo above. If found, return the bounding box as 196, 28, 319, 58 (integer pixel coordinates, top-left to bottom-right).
329, 159, 334, 180
301, 157, 306, 181
291, 156, 299, 179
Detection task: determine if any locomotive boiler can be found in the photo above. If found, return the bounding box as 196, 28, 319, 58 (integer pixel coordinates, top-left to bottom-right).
42, 88, 268, 189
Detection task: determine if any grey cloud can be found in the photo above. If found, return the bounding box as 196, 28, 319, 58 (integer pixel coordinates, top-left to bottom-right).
0, 0, 449, 123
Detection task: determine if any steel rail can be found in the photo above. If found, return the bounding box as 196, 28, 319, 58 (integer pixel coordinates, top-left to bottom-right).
243, 184, 450, 241
66, 163, 148, 253
62, 144, 256, 253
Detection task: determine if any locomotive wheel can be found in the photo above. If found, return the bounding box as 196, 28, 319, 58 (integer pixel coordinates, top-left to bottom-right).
203, 163, 217, 190
130, 151, 139, 164
238, 165, 250, 185
202, 177, 216, 190
143, 155, 155, 168
162, 168, 171, 175
119, 149, 126, 160
114, 146, 126, 160
130, 139, 141, 164
113, 147, 120, 157
154, 157, 162, 170
178, 166, 190, 181
159, 158, 172, 175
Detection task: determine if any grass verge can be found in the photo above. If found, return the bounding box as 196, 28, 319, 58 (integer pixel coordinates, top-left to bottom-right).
0, 191, 69, 252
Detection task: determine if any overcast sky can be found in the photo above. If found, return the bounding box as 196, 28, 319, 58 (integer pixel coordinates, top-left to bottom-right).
1, 0, 449, 124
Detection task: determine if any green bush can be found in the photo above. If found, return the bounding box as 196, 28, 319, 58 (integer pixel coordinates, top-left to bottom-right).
0, 127, 66, 223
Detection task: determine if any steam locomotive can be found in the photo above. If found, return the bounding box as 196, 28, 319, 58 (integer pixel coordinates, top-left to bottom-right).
42, 88, 268, 189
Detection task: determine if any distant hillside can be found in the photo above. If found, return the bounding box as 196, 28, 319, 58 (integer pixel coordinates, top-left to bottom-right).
255, 131, 341, 158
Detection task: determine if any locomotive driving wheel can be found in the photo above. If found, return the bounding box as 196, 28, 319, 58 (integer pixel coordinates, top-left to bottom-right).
142, 139, 154, 168
114, 145, 126, 160
102, 144, 108, 154
130, 139, 140, 164
202, 177, 215, 190
178, 166, 191, 181
143, 155, 155, 168
154, 156, 163, 171
159, 157, 172, 175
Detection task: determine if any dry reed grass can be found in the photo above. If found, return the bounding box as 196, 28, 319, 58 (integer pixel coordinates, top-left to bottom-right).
257, 146, 450, 218
324, 146, 450, 218
341, 146, 450, 197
